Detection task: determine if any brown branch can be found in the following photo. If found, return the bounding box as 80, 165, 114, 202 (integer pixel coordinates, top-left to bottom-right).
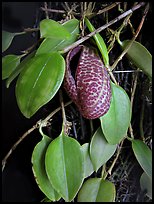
2, 101, 72, 172
97, 2, 121, 15
110, 2, 149, 70
61, 2, 145, 54
40, 7, 66, 14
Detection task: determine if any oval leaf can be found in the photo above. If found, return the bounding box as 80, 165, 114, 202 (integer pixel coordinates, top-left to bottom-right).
16, 52, 65, 118
81, 143, 94, 178
45, 133, 84, 202
40, 19, 71, 39
100, 81, 131, 144
140, 172, 152, 199
90, 127, 117, 171
77, 178, 116, 202
2, 54, 22, 80
2, 31, 16, 52
121, 40, 152, 78
85, 17, 109, 66
32, 135, 61, 201
132, 139, 152, 178
36, 19, 79, 55
6, 51, 36, 88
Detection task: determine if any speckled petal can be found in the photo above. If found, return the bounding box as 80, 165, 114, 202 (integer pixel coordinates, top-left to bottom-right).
64, 45, 111, 119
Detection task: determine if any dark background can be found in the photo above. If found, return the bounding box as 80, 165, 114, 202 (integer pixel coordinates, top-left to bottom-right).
2, 2, 152, 202
2, 2, 47, 202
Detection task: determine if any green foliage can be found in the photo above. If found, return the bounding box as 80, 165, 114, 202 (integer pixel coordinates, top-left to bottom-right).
45, 132, 84, 202
2, 54, 22, 80
40, 19, 71, 39
85, 17, 109, 66
100, 82, 131, 144
2, 10, 152, 202
36, 19, 79, 55
140, 172, 152, 199
90, 127, 117, 171
81, 143, 94, 178
6, 51, 36, 88
120, 40, 152, 78
77, 178, 116, 202
2, 31, 16, 52
16, 53, 65, 118
32, 134, 61, 201
132, 139, 152, 178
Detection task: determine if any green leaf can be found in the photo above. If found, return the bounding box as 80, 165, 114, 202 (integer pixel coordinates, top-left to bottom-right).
36, 19, 79, 55
77, 178, 116, 202
45, 133, 84, 202
16, 52, 65, 118
120, 40, 152, 78
40, 19, 71, 39
132, 139, 152, 178
32, 135, 61, 201
2, 54, 22, 80
85, 17, 109, 66
100, 82, 131, 144
81, 143, 94, 178
90, 127, 117, 171
2, 31, 16, 52
6, 51, 36, 88
140, 172, 152, 199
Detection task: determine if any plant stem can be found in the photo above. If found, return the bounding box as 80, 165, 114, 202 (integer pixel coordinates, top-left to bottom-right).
2, 125, 38, 172
61, 2, 145, 54
59, 90, 67, 134
2, 101, 72, 172
104, 139, 124, 179
110, 2, 149, 71
139, 101, 145, 141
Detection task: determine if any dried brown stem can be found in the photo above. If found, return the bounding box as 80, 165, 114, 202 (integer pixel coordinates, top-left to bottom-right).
97, 2, 121, 16
110, 2, 149, 71
61, 2, 145, 54
40, 7, 65, 13
2, 101, 72, 172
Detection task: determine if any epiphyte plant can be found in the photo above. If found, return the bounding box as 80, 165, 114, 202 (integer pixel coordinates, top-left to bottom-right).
2, 2, 152, 202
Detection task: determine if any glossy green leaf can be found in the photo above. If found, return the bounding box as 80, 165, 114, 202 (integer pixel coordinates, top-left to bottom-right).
45, 133, 84, 202
120, 40, 152, 78
77, 178, 116, 202
16, 52, 65, 118
32, 135, 61, 201
132, 139, 152, 178
40, 19, 71, 39
85, 17, 109, 66
90, 127, 117, 171
6, 51, 36, 88
2, 54, 22, 80
2, 31, 16, 52
36, 19, 79, 55
81, 143, 94, 178
140, 172, 152, 199
100, 82, 131, 144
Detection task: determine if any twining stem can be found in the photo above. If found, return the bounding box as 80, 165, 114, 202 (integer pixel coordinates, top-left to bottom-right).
61, 2, 145, 54
110, 2, 149, 71
139, 101, 145, 141
59, 90, 67, 134
44, 2, 49, 19
2, 100, 72, 172
2, 125, 37, 172
96, 2, 121, 16
103, 139, 124, 179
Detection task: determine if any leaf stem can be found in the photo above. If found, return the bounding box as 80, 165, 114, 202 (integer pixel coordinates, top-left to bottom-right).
104, 139, 124, 179
61, 2, 145, 54
2, 100, 72, 172
110, 2, 149, 71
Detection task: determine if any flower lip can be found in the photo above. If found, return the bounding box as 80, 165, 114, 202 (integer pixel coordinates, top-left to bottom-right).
64, 45, 111, 119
